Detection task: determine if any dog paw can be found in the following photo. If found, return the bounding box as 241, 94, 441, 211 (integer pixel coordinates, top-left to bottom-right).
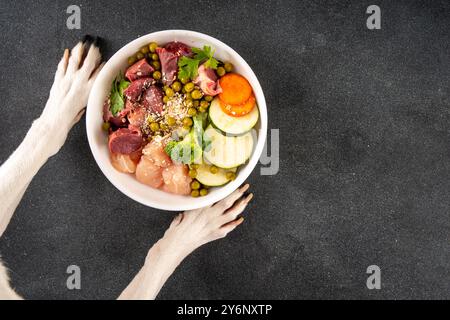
157, 184, 253, 257
43, 38, 103, 128
37, 38, 104, 155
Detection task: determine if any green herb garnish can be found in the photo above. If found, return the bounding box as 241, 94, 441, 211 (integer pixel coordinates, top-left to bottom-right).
109, 75, 130, 116
192, 46, 219, 69
178, 45, 219, 80
178, 56, 200, 81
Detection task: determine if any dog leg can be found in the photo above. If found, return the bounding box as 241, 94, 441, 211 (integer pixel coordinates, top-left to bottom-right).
0, 40, 102, 237
0, 40, 102, 299
118, 184, 253, 300
0, 258, 22, 300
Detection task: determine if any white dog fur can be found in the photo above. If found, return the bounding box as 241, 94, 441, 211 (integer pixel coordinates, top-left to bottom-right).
0, 40, 252, 300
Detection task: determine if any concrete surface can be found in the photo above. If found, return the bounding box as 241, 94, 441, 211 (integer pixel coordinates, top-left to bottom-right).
0, 0, 449, 299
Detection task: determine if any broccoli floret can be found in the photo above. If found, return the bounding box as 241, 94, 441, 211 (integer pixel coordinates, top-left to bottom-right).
164, 140, 178, 157
164, 116, 206, 164
164, 134, 202, 164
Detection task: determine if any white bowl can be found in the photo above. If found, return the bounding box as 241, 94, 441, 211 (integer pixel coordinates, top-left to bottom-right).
86, 30, 267, 211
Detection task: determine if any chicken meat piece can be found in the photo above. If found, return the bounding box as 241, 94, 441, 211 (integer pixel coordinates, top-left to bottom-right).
135, 155, 164, 188
161, 164, 192, 195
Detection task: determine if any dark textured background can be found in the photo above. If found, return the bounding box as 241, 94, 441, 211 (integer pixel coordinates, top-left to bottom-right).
0, 0, 449, 299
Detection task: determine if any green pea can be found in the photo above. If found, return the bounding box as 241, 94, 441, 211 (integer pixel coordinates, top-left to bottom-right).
185, 99, 194, 108
183, 117, 193, 127
191, 164, 200, 170
200, 100, 209, 108
136, 52, 144, 60
152, 60, 161, 70
172, 81, 182, 92
191, 180, 200, 190
184, 82, 195, 93
185, 92, 192, 100
189, 169, 197, 178
188, 107, 197, 116
205, 95, 213, 102
180, 77, 189, 84
224, 62, 234, 72
146, 116, 155, 125
198, 106, 207, 113
216, 66, 226, 77
153, 71, 162, 80
193, 100, 200, 107
128, 56, 137, 65
140, 46, 149, 54
149, 42, 158, 53
163, 96, 169, 104
200, 189, 208, 196
226, 172, 236, 180
209, 165, 219, 174
102, 122, 110, 131
191, 190, 200, 197
165, 87, 174, 97
166, 116, 176, 126
150, 122, 160, 132
191, 89, 203, 100
151, 53, 159, 61
160, 123, 168, 131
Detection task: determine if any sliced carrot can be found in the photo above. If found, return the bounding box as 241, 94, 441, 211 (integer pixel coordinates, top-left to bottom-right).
220, 94, 256, 117
219, 73, 253, 105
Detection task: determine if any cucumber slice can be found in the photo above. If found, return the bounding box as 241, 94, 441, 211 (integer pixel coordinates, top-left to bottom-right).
195, 164, 237, 187
209, 98, 259, 134
203, 125, 254, 169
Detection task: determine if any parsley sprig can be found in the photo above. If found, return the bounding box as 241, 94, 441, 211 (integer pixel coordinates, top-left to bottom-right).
110, 75, 130, 116
178, 46, 219, 80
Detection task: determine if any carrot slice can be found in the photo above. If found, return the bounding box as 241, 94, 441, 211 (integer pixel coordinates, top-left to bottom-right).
220, 94, 256, 117
219, 73, 253, 105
